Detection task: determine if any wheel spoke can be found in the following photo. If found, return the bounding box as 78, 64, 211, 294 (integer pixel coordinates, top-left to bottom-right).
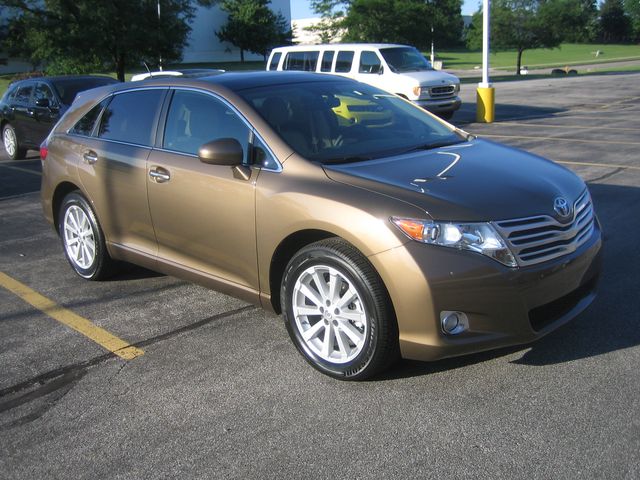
336, 287, 358, 309
302, 320, 325, 342
339, 310, 365, 324
311, 271, 329, 302
327, 271, 339, 304
299, 283, 323, 308
321, 323, 334, 358
339, 320, 364, 345
296, 306, 322, 317
334, 329, 351, 359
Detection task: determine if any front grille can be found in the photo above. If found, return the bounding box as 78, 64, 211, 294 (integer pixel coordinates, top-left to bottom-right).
429, 85, 455, 98
493, 189, 595, 267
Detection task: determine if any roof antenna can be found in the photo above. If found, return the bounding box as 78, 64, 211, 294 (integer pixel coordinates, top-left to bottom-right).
143, 61, 153, 78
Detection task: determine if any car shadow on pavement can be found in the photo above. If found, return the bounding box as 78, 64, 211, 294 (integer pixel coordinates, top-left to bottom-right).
379, 182, 640, 380
453, 102, 566, 125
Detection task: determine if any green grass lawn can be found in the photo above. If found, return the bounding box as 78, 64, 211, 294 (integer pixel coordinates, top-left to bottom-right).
435, 43, 640, 70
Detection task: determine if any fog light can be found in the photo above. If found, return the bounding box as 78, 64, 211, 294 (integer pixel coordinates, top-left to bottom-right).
440, 311, 469, 335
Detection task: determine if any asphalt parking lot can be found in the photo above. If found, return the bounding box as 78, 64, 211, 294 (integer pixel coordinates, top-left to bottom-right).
1, 72, 639, 479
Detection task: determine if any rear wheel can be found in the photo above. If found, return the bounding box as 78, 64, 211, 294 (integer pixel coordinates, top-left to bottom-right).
2, 123, 26, 160
281, 238, 399, 380
58, 192, 116, 280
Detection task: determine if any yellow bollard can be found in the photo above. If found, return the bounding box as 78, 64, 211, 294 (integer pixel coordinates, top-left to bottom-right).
476, 86, 495, 123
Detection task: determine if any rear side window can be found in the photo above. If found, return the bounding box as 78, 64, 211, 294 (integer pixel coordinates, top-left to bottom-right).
320, 51, 334, 72
70, 98, 110, 137
15, 84, 34, 104
359, 51, 382, 74
268, 52, 282, 71
335, 51, 354, 73
283, 51, 319, 71
97, 89, 164, 146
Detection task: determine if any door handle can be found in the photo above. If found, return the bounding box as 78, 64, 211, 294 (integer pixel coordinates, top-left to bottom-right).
83, 151, 98, 164
149, 167, 170, 183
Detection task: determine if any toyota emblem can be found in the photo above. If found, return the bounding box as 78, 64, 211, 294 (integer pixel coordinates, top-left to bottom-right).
553, 197, 571, 218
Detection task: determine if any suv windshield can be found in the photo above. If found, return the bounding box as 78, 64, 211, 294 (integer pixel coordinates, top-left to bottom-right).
239, 80, 463, 163
379, 47, 433, 73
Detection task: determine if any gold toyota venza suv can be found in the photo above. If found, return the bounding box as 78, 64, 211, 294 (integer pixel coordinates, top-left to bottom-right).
40, 72, 602, 380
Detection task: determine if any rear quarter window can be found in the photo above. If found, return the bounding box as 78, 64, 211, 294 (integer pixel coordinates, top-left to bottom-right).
97, 89, 165, 146
69, 98, 110, 137
268, 52, 282, 71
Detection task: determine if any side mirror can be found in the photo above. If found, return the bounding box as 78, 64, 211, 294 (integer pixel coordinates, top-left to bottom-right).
198, 138, 243, 166
35, 98, 50, 108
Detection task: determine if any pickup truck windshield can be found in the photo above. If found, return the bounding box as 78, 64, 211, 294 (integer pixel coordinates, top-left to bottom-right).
379, 47, 433, 73
240, 80, 463, 164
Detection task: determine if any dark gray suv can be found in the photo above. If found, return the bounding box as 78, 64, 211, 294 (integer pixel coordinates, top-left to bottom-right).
1, 75, 118, 159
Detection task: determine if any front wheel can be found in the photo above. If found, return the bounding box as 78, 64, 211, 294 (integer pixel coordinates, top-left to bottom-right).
58, 191, 116, 280
438, 111, 454, 121
281, 238, 399, 380
2, 123, 26, 160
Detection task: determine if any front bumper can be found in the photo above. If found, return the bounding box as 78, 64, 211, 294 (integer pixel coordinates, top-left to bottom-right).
369, 222, 602, 362
413, 96, 462, 113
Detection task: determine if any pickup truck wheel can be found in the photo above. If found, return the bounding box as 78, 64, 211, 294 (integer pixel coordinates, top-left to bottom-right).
59, 191, 116, 280
2, 123, 26, 160
281, 238, 399, 380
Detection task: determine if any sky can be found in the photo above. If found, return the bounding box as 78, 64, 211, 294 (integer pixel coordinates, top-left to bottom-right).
290, 0, 481, 19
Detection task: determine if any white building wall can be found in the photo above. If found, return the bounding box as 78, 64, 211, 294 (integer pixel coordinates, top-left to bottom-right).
183, 0, 291, 63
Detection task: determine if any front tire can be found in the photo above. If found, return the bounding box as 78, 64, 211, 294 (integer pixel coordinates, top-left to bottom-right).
281, 238, 399, 380
58, 191, 115, 280
2, 123, 26, 160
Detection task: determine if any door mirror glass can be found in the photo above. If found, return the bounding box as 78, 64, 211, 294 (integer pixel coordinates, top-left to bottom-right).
199, 138, 243, 165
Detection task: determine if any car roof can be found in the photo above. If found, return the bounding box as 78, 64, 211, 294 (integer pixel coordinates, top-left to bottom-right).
114, 71, 354, 93
271, 43, 411, 51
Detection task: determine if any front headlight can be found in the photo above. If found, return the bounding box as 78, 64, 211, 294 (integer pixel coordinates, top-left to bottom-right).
391, 217, 517, 267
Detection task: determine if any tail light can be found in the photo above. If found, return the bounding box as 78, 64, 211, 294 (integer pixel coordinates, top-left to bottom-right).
40, 141, 48, 160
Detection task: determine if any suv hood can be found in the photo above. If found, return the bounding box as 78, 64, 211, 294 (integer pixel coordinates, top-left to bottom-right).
399, 70, 459, 87
323, 139, 586, 222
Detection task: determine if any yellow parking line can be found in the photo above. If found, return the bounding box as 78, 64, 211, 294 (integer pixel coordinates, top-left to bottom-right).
480, 134, 640, 146
0, 165, 42, 176
0, 271, 144, 360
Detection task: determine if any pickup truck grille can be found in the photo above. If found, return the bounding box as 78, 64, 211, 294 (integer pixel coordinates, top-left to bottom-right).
492, 189, 595, 267
429, 85, 455, 98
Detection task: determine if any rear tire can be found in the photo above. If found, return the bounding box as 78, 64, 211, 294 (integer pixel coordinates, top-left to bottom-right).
281, 238, 399, 380
58, 191, 116, 280
2, 123, 26, 160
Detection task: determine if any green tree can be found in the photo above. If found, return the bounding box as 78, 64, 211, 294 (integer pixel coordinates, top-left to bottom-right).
625, 0, 640, 42
0, 0, 216, 81
305, 0, 349, 43
342, 0, 463, 49
599, 0, 632, 42
216, 0, 292, 62
466, 0, 564, 75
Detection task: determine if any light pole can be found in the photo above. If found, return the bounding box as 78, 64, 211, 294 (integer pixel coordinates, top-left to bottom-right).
430, 25, 434, 65
157, 0, 163, 71
476, 0, 495, 122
